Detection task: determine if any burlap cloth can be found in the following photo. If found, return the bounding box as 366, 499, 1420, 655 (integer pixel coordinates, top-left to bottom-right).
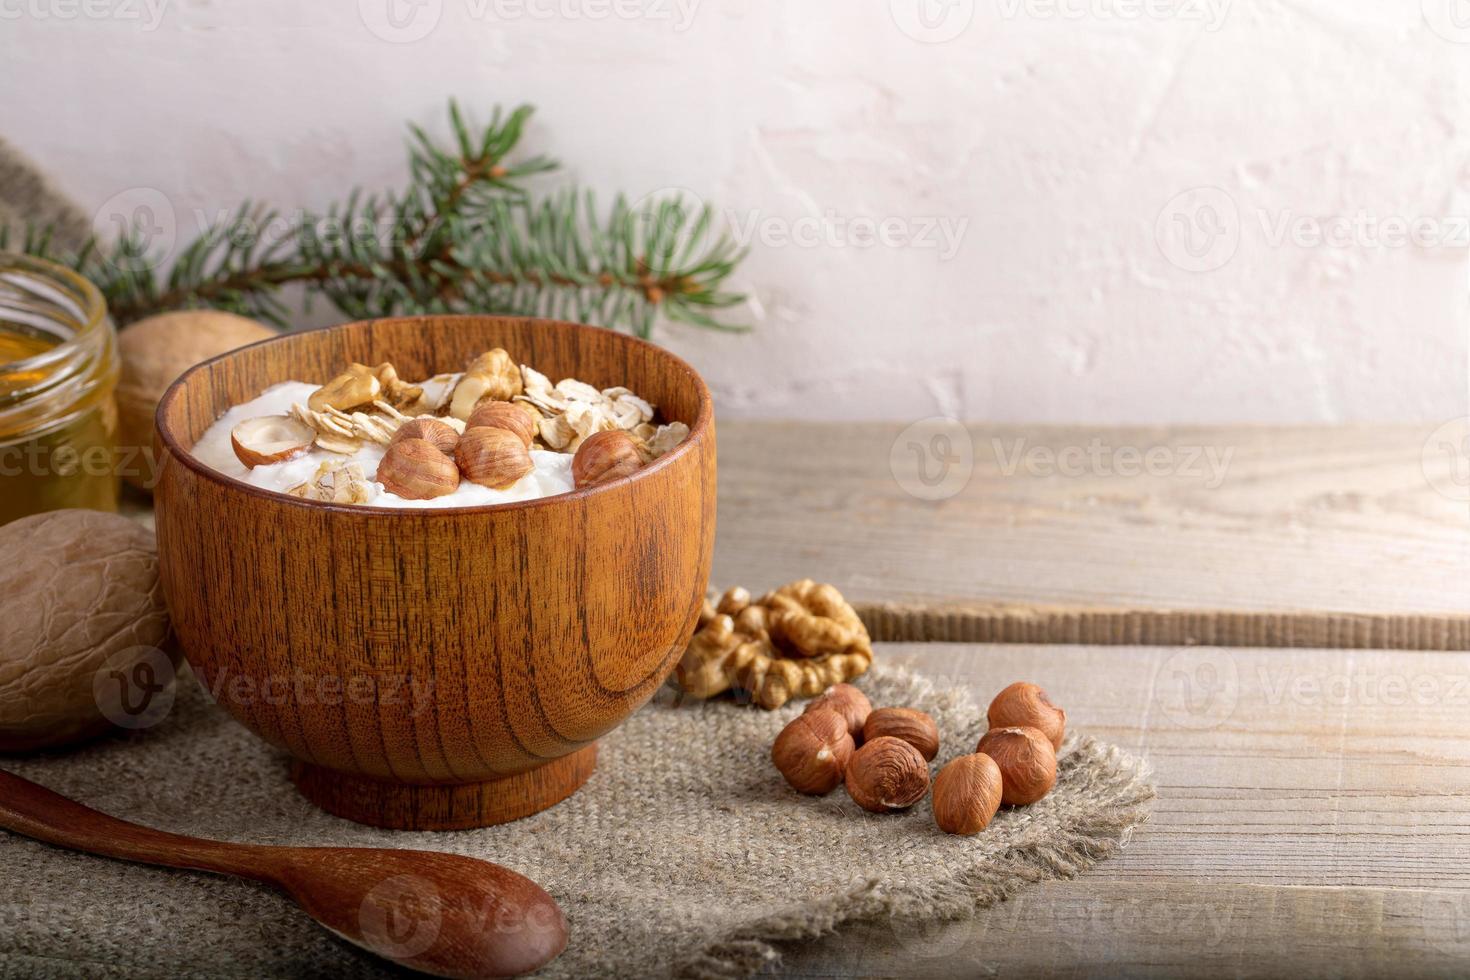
0, 136, 91, 253
0, 662, 1153, 979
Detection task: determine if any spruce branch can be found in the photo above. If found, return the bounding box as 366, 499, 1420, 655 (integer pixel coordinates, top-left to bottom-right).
8, 101, 747, 336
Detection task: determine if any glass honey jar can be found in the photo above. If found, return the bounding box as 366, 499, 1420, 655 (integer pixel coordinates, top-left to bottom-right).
0, 253, 120, 526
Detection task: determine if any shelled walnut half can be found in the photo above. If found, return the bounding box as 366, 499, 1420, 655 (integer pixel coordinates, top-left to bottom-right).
372, 362, 424, 410
450, 349, 522, 420
673, 579, 873, 710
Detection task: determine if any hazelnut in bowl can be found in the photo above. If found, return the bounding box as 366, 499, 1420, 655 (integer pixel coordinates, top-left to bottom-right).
153, 315, 715, 830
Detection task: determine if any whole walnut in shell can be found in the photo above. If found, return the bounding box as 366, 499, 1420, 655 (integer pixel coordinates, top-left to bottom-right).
673, 611, 768, 701
0, 511, 173, 751
672, 581, 873, 710
116, 311, 276, 490
762, 580, 872, 661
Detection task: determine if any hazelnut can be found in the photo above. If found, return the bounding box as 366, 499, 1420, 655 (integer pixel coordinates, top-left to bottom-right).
391, 417, 460, 455
932, 753, 1004, 835
988, 681, 1066, 750
376, 438, 461, 500
308, 363, 381, 412
468, 401, 537, 448
844, 736, 930, 813
456, 426, 534, 489
230, 415, 316, 469
862, 707, 940, 761
571, 430, 643, 489
975, 726, 1056, 805
771, 708, 854, 795
803, 683, 871, 740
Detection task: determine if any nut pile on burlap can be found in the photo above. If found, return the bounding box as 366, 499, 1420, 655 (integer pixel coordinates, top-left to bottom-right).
0, 664, 1154, 979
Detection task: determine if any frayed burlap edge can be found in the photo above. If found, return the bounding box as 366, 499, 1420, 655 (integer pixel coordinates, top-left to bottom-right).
0, 136, 90, 252
672, 666, 1156, 980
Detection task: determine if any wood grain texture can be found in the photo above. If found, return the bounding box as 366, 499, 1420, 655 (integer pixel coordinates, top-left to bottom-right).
714, 422, 1470, 648
783, 882, 1465, 979
290, 744, 598, 831
0, 768, 568, 978
853, 602, 1470, 650
152, 316, 717, 830
781, 642, 1470, 978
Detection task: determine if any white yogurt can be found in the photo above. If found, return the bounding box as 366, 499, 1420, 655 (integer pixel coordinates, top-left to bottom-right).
190, 381, 576, 508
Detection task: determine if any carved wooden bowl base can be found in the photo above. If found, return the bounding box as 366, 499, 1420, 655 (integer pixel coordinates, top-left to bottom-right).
290, 744, 600, 831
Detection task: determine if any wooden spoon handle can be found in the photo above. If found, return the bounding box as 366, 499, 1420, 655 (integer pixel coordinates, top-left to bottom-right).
0, 768, 569, 977
0, 769, 267, 880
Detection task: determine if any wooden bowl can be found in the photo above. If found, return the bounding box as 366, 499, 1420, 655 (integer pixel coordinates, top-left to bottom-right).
153, 316, 715, 830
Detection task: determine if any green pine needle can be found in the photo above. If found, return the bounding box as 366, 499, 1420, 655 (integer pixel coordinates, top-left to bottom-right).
11, 101, 748, 336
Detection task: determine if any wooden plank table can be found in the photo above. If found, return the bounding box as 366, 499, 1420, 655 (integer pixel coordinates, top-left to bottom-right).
712, 423, 1469, 974
714, 423, 1470, 648
106, 422, 1468, 975
782, 642, 1470, 978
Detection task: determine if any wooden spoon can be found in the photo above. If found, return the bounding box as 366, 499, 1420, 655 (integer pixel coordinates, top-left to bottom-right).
0, 769, 567, 978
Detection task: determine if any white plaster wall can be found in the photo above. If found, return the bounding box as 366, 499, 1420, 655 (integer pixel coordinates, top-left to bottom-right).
4, 0, 1468, 423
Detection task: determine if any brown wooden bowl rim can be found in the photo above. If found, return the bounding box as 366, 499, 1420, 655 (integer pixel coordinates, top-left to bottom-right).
153, 314, 714, 517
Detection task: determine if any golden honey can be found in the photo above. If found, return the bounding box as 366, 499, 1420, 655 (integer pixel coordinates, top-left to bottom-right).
0, 330, 56, 364
0, 254, 120, 526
